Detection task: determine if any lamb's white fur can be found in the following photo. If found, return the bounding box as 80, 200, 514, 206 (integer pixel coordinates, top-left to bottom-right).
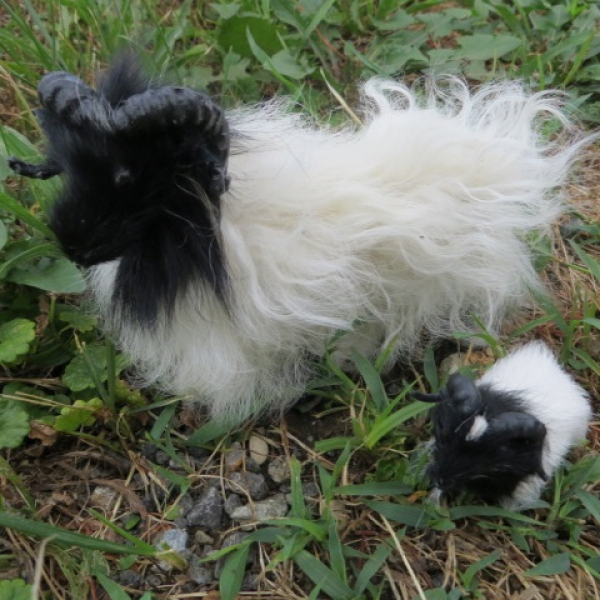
478, 342, 591, 509
89, 79, 588, 421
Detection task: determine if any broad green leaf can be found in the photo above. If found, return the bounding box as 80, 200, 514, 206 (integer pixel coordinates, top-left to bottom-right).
0, 242, 61, 279
62, 344, 129, 392
220, 543, 251, 600
54, 397, 104, 432
354, 541, 393, 595
0, 125, 39, 161
462, 550, 501, 588
0, 399, 30, 449
575, 489, 600, 524
8, 257, 86, 293
366, 500, 432, 528
218, 16, 282, 57
270, 49, 314, 79
95, 572, 133, 600
211, 2, 241, 19
458, 34, 522, 61
0, 318, 35, 364
295, 550, 355, 600
524, 553, 571, 577
0, 579, 33, 600
58, 308, 98, 332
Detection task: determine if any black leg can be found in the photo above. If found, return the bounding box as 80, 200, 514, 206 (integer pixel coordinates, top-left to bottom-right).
8, 157, 63, 180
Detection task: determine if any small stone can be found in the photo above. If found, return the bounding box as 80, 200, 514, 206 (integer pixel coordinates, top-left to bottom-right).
228, 471, 269, 500
145, 573, 163, 587
248, 435, 269, 465
179, 494, 194, 517
221, 531, 248, 549
224, 494, 243, 517
225, 442, 245, 471
154, 528, 189, 570
268, 456, 291, 483
140, 443, 157, 458
188, 555, 214, 586
90, 486, 119, 510
154, 450, 170, 466
193, 530, 215, 545
230, 493, 288, 523
186, 487, 223, 531
245, 457, 262, 473
303, 482, 321, 498
242, 573, 258, 591
117, 569, 142, 587
187, 446, 210, 461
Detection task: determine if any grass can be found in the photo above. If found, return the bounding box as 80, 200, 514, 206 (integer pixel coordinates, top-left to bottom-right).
0, 0, 599, 599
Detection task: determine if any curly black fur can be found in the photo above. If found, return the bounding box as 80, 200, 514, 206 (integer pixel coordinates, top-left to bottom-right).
425, 376, 547, 502
16, 55, 230, 326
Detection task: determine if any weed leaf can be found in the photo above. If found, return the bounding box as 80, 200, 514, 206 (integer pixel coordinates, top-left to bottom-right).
0, 318, 35, 364
524, 553, 571, 577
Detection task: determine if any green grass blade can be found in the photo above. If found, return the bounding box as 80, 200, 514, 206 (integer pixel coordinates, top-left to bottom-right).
524, 553, 571, 577
295, 550, 355, 600
220, 543, 251, 600
0, 511, 156, 556
364, 401, 431, 449
95, 572, 133, 600
327, 516, 347, 585
366, 500, 432, 528
0, 191, 55, 239
334, 482, 413, 496
354, 541, 393, 595
352, 351, 388, 412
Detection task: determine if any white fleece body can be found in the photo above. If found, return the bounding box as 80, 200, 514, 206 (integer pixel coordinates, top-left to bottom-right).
89, 79, 587, 421
479, 342, 591, 509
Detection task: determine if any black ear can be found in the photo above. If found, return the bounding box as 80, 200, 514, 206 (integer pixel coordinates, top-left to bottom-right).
487, 411, 546, 444
445, 373, 483, 416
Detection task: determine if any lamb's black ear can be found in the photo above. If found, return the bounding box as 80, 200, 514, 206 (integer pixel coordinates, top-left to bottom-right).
445, 373, 482, 416
487, 411, 546, 444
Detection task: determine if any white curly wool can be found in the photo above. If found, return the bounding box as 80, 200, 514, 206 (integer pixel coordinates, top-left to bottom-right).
478, 342, 591, 509
89, 79, 589, 421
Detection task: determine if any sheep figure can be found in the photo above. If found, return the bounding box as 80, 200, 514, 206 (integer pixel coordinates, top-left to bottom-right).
416, 342, 591, 509
8, 55, 591, 423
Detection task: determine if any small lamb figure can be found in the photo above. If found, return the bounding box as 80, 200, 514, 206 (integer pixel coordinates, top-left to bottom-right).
417, 342, 592, 509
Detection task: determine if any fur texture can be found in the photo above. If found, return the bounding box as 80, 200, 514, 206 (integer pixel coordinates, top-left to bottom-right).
10, 59, 593, 422
478, 342, 592, 508
426, 342, 591, 509
90, 71, 589, 421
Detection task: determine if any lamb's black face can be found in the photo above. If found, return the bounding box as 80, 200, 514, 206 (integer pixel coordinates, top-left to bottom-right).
428, 415, 547, 501
10, 54, 232, 326
421, 375, 548, 503
47, 120, 224, 268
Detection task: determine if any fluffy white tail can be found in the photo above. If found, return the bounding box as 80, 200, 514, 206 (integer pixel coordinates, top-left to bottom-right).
90, 78, 592, 421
